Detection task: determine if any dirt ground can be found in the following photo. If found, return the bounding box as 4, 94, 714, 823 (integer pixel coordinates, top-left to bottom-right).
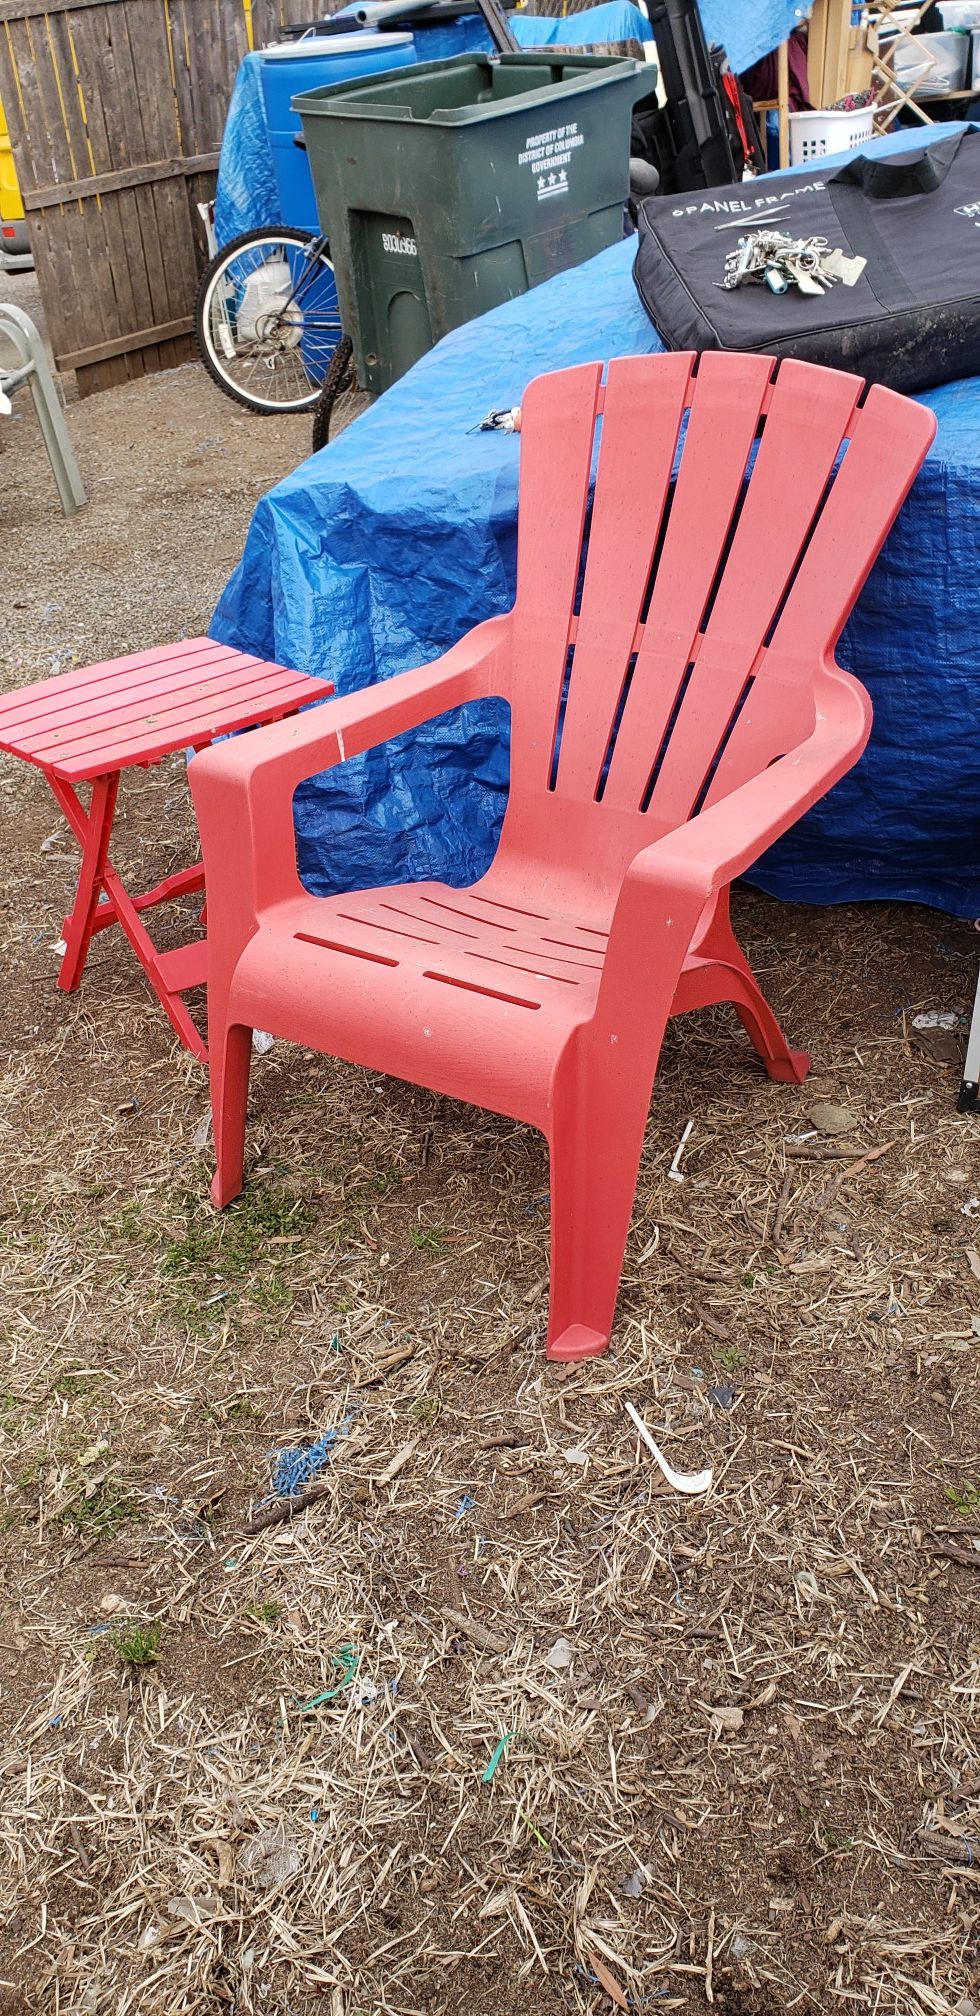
1, 299, 980, 2016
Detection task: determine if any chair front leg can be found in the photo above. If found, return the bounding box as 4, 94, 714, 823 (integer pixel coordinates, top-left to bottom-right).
545, 1042, 656, 1362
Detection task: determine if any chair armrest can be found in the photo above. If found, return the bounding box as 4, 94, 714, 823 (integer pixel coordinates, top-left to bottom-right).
190, 617, 510, 942
632, 669, 869, 897
596, 668, 871, 1035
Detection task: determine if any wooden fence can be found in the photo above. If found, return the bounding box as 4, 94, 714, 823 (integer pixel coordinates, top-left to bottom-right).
0, 0, 318, 393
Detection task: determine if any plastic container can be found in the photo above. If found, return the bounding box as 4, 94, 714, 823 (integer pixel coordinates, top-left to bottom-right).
890, 30, 969, 97
295, 51, 650, 393
258, 32, 415, 231
938, 2, 980, 27
788, 105, 875, 165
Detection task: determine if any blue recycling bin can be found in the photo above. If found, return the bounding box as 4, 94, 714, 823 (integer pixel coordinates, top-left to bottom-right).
258, 31, 416, 231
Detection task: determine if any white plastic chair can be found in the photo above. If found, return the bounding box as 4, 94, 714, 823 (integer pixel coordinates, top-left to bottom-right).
0, 301, 85, 515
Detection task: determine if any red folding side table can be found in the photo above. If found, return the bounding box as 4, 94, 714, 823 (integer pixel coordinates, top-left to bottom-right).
0, 638, 332, 1061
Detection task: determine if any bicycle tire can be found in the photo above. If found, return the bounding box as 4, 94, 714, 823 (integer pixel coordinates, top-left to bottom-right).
310, 334, 371, 451
195, 226, 343, 414
310, 335, 353, 452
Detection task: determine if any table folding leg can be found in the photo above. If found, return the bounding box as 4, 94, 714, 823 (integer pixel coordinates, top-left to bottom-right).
49, 770, 209, 1062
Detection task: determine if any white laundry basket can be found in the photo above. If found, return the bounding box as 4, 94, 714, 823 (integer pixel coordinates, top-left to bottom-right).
788, 106, 876, 165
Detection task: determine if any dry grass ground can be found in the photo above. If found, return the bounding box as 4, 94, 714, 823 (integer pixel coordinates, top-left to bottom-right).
2, 331, 980, 2016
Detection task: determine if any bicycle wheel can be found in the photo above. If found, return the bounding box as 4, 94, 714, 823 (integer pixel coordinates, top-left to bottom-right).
195, 226, 343, 414
310, 334, 372, 452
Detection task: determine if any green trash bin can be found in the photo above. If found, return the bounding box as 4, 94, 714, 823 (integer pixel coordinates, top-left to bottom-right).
294, 51, 650, 396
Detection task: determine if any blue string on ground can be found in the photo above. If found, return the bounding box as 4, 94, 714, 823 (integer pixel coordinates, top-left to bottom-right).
270, 1415, 353, 1498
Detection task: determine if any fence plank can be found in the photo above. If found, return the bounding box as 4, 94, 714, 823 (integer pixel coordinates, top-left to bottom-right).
59, 312, 194, 368
0, 0, 149, 23
24, 151, 220, 204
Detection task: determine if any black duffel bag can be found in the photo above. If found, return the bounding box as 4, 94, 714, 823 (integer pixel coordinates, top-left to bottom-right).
633, 131, 980, 393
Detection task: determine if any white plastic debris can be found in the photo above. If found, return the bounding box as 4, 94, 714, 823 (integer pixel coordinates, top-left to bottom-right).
667, 1119, 694, 1183
252, 1030, 275, 1056
544, 1635, 574, 1670
167, 1893, 218, 1925
625, 1401, 712, 1495
238, 1826, 302, 1888
192, 1110, 213, 1151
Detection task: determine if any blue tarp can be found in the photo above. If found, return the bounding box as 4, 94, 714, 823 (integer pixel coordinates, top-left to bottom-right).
215, 54, 282, 244
211, 123, 980, 919
700, 0, 803, 73
214, 4, 654, 245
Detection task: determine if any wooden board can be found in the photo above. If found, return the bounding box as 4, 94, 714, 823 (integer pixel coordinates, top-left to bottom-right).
807, 0, 852, 106
0, 0, 335, 393
808, 0, 878, 108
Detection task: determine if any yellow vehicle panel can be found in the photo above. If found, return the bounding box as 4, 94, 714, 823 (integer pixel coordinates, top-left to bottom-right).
0, 94, 26, 225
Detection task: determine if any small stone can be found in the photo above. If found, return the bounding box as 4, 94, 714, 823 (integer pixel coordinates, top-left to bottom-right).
544, 1635, 574, 1670
809, 1101, 858, 1136
705, 1703, 744, 1734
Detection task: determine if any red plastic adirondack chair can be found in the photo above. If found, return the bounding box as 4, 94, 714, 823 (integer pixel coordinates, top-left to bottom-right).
190, 353, 934, 1362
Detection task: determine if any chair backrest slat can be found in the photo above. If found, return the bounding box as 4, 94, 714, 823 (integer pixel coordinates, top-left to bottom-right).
549, 351, 694, 803
644, 356, 862, 831
509, 360, 602, 799
504, 352, 934, 891
601, 350, 773, 814
702, 378, 937, 808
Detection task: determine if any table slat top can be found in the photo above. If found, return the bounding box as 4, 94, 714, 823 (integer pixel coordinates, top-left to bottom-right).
0, 639, 332, 781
